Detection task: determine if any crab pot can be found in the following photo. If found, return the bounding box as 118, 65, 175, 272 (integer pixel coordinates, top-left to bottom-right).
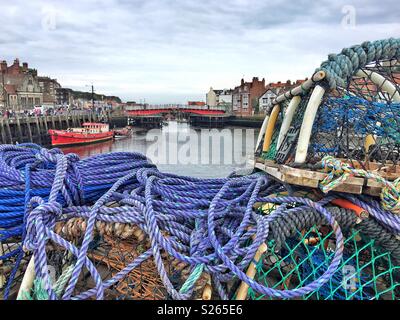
255, 44, 400, 196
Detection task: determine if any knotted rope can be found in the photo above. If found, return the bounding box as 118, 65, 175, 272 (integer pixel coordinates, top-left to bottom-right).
0, 143, 155, 298
320, 156, 400, 214
17, 155, 348, 300
2, 146, 399, 300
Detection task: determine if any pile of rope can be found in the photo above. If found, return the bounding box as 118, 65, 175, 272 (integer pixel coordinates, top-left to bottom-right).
1, 144, 399, 300
0, 143, 155, 297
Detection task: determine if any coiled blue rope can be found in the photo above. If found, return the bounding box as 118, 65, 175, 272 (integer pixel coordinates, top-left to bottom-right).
2, 144, 399, 300
0, 143, 155, 248
0, 143, 155, 298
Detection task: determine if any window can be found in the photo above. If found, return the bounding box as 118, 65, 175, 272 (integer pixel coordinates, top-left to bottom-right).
21, 97, 27, 106
28, 97, 34, 106
35, 98, 40, 105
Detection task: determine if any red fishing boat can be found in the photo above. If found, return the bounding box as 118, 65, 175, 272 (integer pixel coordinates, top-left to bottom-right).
48, 122, 114, 146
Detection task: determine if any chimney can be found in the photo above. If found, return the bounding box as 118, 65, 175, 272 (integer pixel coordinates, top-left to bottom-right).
262, 78, 265, 86
0, 60, 7, 72
241, 78, 244, 86
13, 58, 20, 67
22, 62, 28, 71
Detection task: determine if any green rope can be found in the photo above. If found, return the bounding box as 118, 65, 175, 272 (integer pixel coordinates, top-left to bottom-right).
179, 264, 204, 294
316, 38, 400, 90
18, 278, 49, 300
320, 156, 400, 214
18, 264, 75, 300
53, 265, 74, 298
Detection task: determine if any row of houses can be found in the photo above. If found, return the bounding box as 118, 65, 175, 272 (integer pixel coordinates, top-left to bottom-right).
0, 58, 120, 111
0, 59, 62, 110
206, 77, 307, 116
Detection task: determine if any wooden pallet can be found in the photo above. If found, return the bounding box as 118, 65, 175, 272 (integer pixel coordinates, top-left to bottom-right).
253, 158, 399, 196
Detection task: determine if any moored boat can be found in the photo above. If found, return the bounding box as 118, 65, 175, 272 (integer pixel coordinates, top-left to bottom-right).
113, 126, 133, 139
49, 122, 114, 146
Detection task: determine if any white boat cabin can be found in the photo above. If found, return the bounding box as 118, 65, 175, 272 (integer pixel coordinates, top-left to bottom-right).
68, 123, 110, 134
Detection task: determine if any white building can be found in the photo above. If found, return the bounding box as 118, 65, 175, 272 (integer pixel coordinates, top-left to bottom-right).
218, 89, 233, 105
206, 87, 233, 111
259, 89, 278, 113
206, 87, 217, 107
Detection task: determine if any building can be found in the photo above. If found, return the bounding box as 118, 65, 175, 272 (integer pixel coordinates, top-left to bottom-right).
124, 101, 147, 111
56, 87, 73, 106
206, 87, 233, 111
188, 101, 206, 107
38, 76, 61, 107
259, 80, 292, 113
259, 79, 308, 113
0, 59, 43, 110
206, 87, 218, 107
259, 89, 279, 113
232, 77, 266, 116
217, 89, 233, 111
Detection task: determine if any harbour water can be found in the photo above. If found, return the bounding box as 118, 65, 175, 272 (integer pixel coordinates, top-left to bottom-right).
61, 121, 259, 178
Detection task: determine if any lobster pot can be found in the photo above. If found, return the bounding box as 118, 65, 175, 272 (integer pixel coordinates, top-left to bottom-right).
256, 40, 400, 194
263, 59, 400, 167
309, 61, 399, 167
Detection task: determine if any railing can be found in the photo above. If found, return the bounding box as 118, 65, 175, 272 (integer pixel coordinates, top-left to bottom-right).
125, 105, 226, 111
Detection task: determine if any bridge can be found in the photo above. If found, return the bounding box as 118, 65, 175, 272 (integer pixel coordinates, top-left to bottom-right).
125, 105, 230, 128
124, 105, 227, 116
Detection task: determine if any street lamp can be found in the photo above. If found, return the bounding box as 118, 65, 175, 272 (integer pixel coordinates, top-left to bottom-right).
85, 83, 95, 112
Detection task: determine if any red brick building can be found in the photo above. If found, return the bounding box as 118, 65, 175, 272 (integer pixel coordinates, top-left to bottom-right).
232, 77, 266, 116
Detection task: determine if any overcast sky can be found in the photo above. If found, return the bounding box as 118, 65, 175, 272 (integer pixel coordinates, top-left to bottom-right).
1, 0, 399, 103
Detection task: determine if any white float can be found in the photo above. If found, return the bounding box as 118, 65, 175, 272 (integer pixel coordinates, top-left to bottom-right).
277, 96, 302, 150
294, 85, 326, 163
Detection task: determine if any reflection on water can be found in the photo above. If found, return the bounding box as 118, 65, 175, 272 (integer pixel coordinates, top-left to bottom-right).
61, 140, 115, 158
60, 121, 259, 178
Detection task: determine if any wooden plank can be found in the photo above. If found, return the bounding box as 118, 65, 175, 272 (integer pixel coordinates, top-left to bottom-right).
43, 115, 48, 132
5, 119, 13, 144
254, 160, 396, 196
0, 119, 7, 144
51, 115, 56, 129
26, 119, 33, 143
15, 114, 23, 143
35, 116, 42, 145
58, 114, 63, 129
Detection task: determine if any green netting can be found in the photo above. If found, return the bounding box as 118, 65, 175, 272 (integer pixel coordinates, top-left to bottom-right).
262, 131, 278, 160
248, 227, 399, 300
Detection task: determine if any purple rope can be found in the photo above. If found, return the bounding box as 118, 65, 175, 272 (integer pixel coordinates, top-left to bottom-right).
16, 147, 399, 300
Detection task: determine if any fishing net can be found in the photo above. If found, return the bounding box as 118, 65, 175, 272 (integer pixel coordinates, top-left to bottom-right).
307, 59, 400, 168
260, 39, 400, 175
250, 228, 399, 300
49, 219, 209, 300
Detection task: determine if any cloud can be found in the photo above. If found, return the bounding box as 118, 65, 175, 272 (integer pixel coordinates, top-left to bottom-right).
0, 0, 399, 103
